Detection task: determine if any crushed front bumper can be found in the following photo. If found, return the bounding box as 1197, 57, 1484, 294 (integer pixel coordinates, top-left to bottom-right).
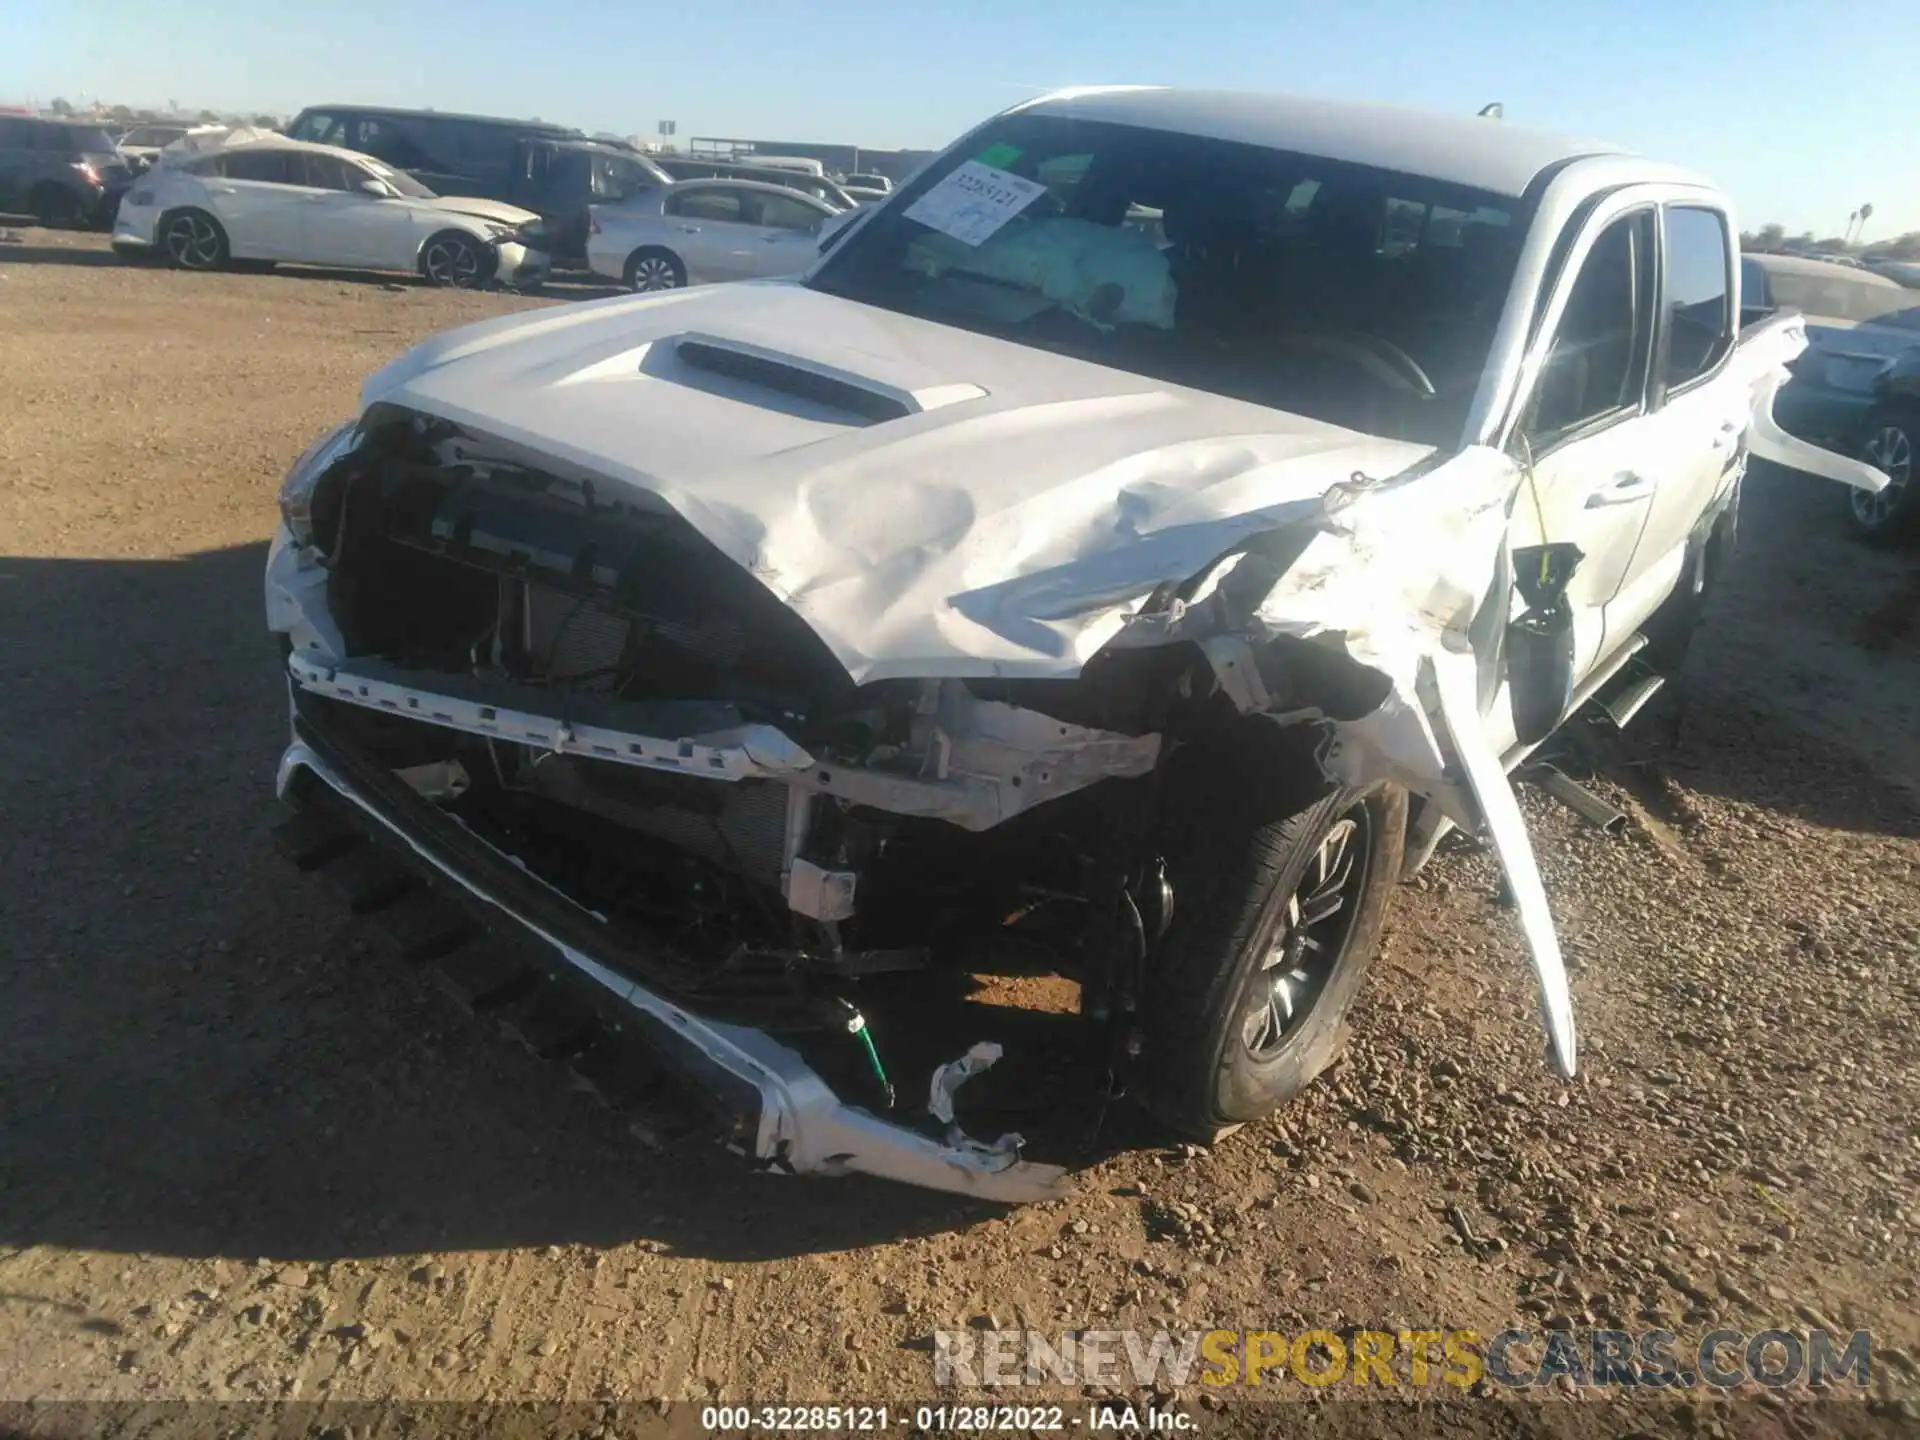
493, 240, 551, 289
275, 718, 1070, 1205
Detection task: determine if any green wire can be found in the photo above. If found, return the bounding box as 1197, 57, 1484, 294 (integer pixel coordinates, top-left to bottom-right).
847, 1012, 895, 1110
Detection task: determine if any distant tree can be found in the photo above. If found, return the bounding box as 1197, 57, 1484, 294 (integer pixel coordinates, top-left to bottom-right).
197, 108, 220, 123
251, 114, 280, 129
49, 96, 73, 116
106, 104, 134, 124
1810, 236, 1851, 253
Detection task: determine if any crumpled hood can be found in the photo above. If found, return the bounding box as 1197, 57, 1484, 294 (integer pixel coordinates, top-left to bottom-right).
411, 196, 542, 228
361, 281, 1433, 683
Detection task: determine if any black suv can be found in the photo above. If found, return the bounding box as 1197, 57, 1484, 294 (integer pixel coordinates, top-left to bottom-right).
284, 106, 670, 263
0, 117, 135, 227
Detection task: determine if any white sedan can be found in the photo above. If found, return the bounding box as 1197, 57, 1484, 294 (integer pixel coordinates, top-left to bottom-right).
586, 179, 840, 291
111, 137, 550, 288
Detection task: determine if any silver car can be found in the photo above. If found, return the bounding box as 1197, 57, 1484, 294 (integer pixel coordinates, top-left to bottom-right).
587, 180, 840, 291
1748, 254, 1920, 449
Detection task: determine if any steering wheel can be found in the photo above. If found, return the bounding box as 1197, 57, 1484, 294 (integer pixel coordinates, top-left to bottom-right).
1270, 332, 1438, 399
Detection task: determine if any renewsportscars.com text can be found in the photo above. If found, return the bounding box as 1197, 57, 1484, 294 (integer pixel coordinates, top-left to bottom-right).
934, 1326, 1877, 1391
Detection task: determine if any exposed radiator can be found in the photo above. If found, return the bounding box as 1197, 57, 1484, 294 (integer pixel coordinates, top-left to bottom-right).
523, 583, 750, 679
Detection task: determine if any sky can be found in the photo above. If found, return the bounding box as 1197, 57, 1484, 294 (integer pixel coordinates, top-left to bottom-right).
6, 0, 1915, 240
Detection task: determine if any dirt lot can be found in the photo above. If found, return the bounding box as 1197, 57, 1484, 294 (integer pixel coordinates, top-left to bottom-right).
2, 227, 1918, 1435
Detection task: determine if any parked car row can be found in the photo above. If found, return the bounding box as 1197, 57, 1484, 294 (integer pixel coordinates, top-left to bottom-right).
6, 103, 892, 279
109, 135, 554, 288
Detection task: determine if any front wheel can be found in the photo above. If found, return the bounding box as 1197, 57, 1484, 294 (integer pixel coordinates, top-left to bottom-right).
158, 209, 228, 271
624, 247, 686, 292
420, 231, 493, 289
1853, 412, 1917, 543
1138, 777, 1407, 1139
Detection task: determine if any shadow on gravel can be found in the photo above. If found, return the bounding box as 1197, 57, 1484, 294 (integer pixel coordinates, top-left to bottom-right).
0, 545, 1127, 1269
0, 242, 125, 267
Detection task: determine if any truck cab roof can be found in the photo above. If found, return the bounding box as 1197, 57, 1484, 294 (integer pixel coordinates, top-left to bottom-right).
1016, 86, 1658, 199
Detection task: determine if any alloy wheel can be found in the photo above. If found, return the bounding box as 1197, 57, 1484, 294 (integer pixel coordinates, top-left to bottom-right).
1856, 425, 1912, 530
423, 236, 481, 287
1240, 810, 1372, 1061
163, 214, 222, 269
629, 256, 680, 291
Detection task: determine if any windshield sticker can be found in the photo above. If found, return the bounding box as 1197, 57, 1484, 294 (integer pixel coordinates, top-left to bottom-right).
973, 142, 1024, 170
903, 160, 1047, 248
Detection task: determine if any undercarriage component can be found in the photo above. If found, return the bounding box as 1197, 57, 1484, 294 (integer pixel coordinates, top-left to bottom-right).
1597, 671, 1666, 731
1524, 762, 1628, 834
277, 734, 1071, 1203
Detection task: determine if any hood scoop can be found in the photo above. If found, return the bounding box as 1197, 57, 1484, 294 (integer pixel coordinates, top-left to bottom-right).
671, 332, 986, 427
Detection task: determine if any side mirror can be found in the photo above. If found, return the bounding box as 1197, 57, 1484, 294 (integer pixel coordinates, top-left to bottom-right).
1506, 543, 1584, 745
356, 179, 391, 198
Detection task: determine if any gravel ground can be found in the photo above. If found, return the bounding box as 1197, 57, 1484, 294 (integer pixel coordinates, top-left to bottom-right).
1, 227, 1917, 1437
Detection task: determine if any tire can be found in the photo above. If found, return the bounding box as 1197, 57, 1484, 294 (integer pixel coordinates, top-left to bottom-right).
624, 247, 686, 293
1138, 747, 1407, 1139
32, 184, 81, 229
419, 231, 495, 289
158, 209, 229, 272
1852, 409, 1918, 544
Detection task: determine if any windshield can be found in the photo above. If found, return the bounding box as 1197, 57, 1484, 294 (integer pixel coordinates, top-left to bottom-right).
363, 158, 436, 199
123, 126, 185, 147
1766, 268, 1920, 327
808, 115, 1522, 444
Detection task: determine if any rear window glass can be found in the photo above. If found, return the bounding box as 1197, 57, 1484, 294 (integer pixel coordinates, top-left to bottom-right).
668, 187, 746, 222
223, 149, 291, 184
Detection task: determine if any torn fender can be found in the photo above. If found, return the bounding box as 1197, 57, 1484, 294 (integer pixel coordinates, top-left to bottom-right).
1736, 310, 1891, 493
1428, 649, 1576, 1077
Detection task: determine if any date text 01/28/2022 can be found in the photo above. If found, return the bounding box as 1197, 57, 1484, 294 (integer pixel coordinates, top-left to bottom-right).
700, 1405, 1106, 1432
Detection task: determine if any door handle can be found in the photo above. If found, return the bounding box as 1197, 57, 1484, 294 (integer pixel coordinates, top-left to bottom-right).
1585, 471, 1657, 508
208, 185, 235, 195
1710, 418, 1740, 450
674, 224, 701, 233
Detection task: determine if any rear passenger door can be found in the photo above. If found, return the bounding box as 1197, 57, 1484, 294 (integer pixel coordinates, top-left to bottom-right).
1505, 199, 1667, 681
0, 118, 30, 209
204, 149, 305, 257
1608, 203, 1742, 637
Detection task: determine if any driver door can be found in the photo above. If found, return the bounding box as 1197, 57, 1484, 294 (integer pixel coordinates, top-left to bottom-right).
294, 154, 414, 268
1503, 202, 1665, 687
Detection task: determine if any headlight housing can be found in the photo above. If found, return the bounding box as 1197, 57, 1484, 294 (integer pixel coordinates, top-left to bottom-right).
278, 421, 360, 548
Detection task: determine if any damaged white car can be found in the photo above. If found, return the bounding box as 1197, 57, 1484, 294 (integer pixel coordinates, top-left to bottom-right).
265, 87, 1885, 1203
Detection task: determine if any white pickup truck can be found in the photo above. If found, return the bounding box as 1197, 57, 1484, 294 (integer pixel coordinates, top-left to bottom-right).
265, 87, 1884, 1202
